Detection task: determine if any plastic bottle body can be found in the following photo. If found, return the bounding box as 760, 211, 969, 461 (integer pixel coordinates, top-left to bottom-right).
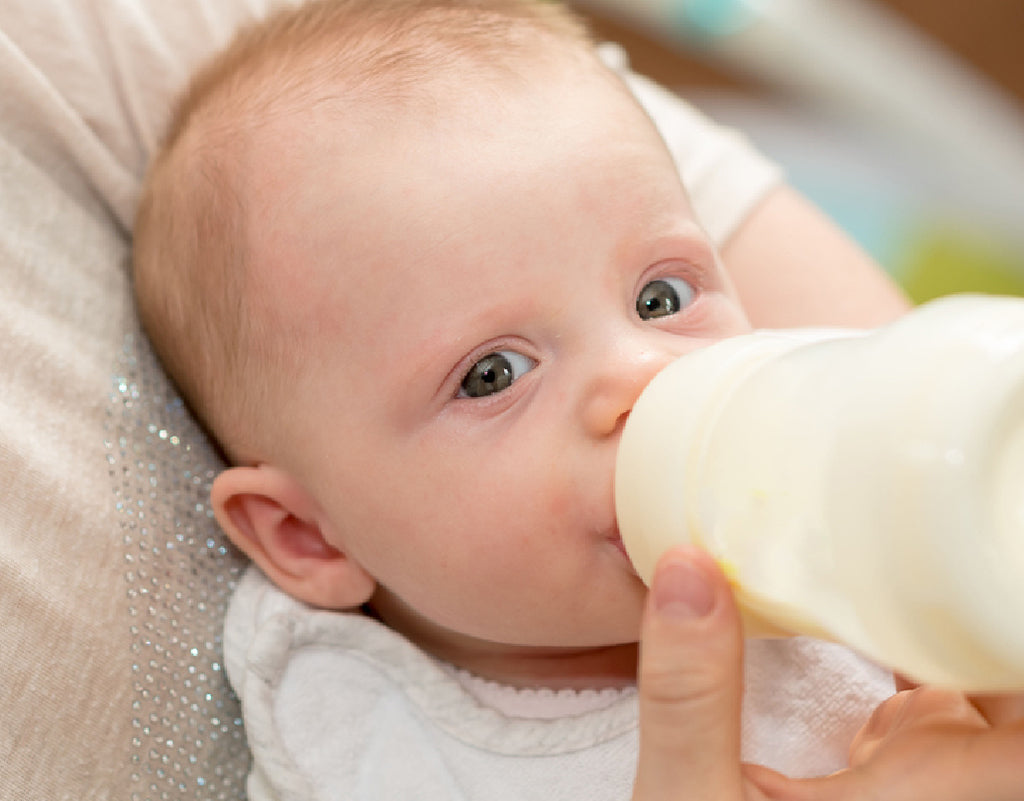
615, 294, 1024, 691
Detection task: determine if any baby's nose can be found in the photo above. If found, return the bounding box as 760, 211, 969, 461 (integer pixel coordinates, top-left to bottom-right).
581, 344, 681, 438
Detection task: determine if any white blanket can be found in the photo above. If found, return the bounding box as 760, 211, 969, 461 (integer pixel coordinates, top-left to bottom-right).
225, 568, 894, 801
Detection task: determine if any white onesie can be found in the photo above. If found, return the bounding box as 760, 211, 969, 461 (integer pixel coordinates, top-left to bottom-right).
225, 569, 893, 801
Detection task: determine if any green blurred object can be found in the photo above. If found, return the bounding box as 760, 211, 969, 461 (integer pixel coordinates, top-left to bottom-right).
897, 226, 1024, 304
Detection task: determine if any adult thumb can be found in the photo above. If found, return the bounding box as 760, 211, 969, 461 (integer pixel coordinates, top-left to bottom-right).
633, 545, 747, 801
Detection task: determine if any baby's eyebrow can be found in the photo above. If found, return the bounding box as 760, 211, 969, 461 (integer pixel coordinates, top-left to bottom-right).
616, 220, 719, 276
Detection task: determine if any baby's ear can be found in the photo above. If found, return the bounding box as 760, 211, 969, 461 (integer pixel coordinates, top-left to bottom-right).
211, 464, 375, 609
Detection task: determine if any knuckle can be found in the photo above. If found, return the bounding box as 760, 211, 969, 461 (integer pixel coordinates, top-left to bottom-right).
640, 656, 725, 708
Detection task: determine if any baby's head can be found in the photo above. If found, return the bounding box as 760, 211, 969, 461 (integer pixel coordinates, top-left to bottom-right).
134, 0, 593, 464
133, 0, 751, 685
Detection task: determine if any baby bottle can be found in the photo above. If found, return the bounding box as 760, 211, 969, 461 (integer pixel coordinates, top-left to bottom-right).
615, 294, 1024, 692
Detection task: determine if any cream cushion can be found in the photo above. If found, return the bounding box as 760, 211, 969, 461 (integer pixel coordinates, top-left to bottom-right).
0, 2, 287, 797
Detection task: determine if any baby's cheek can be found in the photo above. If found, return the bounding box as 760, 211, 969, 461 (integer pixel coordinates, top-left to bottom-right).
543, 485, 577, 522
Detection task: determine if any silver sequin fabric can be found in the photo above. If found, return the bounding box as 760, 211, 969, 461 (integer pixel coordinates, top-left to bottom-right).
106, 329, 250, 800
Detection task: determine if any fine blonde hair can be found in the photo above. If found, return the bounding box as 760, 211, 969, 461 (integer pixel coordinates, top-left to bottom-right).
132, 0, 593, 462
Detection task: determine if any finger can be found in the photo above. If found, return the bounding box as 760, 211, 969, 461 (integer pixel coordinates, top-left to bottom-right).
785, 723, 1024, 801
850, 687, 987, 767
970, 693, 1024, 727
849, 689, 912, 765
633, 545, 746, 801
893, 687, 987, 729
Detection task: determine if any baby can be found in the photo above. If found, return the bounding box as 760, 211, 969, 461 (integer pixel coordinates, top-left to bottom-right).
133, 0, 1022, 798
133, 0, 754, 689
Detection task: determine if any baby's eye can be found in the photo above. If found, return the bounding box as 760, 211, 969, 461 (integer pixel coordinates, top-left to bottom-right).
459, 351, 537, 399
636, 276, 695, 321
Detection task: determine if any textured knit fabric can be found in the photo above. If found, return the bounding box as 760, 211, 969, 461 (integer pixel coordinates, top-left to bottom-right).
225, 569, 894, 800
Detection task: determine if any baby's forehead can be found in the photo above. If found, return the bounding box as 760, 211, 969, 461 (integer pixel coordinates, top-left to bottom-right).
205, 37, 666, 310
171, 0, 613, 206
221, 41, 631, 202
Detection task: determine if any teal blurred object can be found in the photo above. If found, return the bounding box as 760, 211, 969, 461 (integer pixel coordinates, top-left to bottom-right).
667, 0, 755, 37
574, 0, 1024, 299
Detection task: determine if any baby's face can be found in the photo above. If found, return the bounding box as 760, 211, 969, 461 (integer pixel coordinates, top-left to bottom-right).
247, 60, 751, 677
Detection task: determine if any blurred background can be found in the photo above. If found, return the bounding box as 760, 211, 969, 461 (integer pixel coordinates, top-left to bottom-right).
567, 0, 1024, 303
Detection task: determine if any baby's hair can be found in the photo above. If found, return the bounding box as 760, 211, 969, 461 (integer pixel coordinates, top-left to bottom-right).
132, 0, 594, 463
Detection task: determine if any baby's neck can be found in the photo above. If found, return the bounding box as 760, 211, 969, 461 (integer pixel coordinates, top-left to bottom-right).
440, 643, 640, 692
367, 594, 639, 691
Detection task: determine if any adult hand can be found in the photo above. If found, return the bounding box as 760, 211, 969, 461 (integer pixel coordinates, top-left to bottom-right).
631, 546, 1024, 801
631, 545, 781, 801
767, 683, 1024, 801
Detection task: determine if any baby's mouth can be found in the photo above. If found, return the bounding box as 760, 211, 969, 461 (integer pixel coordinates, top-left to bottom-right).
608, 527, 640, 577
